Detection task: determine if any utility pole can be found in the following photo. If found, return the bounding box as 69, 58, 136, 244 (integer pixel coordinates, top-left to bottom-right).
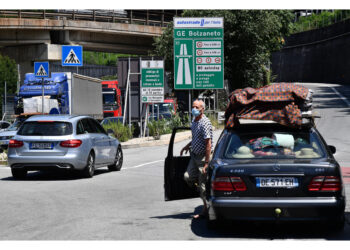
4, 81, 7, 120
42, 78, 44, 115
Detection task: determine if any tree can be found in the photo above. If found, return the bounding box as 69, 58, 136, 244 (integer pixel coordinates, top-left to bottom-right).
152, 10, 294, 92
0, 53, 18, 116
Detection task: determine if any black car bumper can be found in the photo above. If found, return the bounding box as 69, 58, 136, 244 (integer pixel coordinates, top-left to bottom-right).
209, 197, 345, 222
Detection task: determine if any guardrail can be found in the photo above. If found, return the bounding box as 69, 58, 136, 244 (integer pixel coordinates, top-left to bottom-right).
0, 9, 179, 27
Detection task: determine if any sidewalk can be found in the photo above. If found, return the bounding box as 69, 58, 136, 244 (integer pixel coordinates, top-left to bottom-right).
121, 130, 192, 149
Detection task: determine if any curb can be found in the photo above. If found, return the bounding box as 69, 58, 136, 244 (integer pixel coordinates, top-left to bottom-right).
121, 131, 192, 149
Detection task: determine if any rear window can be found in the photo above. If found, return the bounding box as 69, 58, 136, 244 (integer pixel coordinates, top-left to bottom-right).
17, 121, 73, 136
224, 129, 326, 159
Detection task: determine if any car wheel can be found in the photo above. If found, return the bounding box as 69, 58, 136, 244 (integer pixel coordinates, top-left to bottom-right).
206, 218, 220, 229
82, 152, 95, 178
329, 214, 345, 231
108, 146, 123, 171
11, 168, 27, 180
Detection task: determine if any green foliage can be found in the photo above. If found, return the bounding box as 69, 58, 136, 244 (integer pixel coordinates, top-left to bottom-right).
292, 10, 350, 33
152, 10, 294, 91
205, 112, 222, 129
147, 119, 171, 139
83, 51, 138, 66
147, 112, 190, 139
0, 53, 18, 113
101, 75, 118, 80
102, 122, 133, 142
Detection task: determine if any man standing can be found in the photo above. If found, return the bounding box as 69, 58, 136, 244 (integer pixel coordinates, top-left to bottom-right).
181, 99, 213, 219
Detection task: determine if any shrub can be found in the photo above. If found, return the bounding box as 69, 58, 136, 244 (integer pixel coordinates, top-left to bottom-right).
147, 112, 191, 139
102, 122, 133, 142
205, 112, 222, 129
147, 119, 171, 139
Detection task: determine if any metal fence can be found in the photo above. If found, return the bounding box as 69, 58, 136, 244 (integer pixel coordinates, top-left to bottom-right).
50, 62, 117, 79
293, 10, 350, 33
0, 9, 181, 27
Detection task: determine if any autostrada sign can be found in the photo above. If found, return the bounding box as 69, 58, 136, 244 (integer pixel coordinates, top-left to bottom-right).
173, 17, 224, 90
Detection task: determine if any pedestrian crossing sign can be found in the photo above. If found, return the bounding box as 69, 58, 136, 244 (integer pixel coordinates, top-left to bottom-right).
34, 62, 50, 78
62, 45, 83, 66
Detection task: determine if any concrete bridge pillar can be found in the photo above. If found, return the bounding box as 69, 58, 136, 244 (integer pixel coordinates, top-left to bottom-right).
0, 44, 62, 84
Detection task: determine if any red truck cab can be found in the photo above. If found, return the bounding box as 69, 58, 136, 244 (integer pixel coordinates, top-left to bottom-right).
102, 81, 122, 118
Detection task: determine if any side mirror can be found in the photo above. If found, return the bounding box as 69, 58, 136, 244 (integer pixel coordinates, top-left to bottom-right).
328, 145, 336, 154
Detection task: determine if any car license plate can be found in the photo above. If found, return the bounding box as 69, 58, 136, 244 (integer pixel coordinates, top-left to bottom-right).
30, 142, 53, 150
256, 177, 298, 188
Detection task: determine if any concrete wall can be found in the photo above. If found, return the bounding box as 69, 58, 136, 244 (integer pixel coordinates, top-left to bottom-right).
271, 18, 350, 85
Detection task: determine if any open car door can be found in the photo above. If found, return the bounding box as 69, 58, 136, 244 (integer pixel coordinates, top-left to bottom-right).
164, 127, 200, 201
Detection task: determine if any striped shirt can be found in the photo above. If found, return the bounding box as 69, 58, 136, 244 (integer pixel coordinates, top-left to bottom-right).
191, 114, 213, 155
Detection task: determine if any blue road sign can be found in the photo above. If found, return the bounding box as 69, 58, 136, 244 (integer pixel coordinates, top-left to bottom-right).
34, 62, 50, 78
62, 45, 83, 66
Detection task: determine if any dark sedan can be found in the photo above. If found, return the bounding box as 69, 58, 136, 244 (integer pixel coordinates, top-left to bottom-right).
164, 122, 346, 230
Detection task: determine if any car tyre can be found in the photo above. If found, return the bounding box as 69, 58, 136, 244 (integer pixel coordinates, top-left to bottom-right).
82, 152, 95, 178
108, 146, 123, 171
11, 168, 27, 180
329, 214, 345, 231
207, 218, 220, 230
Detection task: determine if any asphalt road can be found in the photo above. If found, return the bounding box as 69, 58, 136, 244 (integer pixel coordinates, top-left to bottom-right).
0, 82, 349, 240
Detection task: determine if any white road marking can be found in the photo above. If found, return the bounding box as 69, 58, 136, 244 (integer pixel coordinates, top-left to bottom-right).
1, 160, 166, 171
329, 86, 350, 107
123, 160, 164, 170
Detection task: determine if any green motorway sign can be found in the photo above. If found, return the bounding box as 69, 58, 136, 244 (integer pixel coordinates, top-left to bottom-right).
141, 60, 164, 103
173, 17, 224, 89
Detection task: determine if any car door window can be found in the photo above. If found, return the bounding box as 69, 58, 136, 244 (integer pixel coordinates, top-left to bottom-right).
87, 119, 99, 134
91, 119, 107, 135
76, 120, 85, 135
81, 119, 95, 134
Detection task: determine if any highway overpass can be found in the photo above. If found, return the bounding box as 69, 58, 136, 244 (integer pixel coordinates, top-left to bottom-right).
0, 10, 180, 82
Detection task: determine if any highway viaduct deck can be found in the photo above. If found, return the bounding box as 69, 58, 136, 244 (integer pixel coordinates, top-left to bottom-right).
0, 17, 165, 81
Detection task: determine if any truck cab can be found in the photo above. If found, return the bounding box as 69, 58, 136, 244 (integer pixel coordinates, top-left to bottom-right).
102, 80, 122, 118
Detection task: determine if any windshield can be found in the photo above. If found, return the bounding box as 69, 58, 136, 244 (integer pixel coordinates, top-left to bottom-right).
101, 117, 123, 125
148, 103, 173, 113
7, 120, 24, 131
17, 122, 73, 136
224, 130, 326, 159
103, 93, 116, 104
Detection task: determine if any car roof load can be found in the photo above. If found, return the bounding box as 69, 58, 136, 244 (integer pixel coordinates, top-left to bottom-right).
225, 83, 315, 129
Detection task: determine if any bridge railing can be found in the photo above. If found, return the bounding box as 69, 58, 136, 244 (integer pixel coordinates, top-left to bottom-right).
0, 9, 180, 27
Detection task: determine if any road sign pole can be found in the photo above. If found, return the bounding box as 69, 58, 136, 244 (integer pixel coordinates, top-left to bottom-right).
42, 78, 44, 115
139, 57, 142, 138
4, 81, 7, 119
128, 57, 131, 131
189, 91, 191, 121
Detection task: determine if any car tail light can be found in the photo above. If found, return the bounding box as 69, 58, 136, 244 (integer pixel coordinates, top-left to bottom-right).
212, 177, 234, 191
308, 176, 341, 191
321, 176, 341, 191
9, 139, 23, 148
212, 177, 247, 192
60, 139, 82, 148
230, 177, 247, 191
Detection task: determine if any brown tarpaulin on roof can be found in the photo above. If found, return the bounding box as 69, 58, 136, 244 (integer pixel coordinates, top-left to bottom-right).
225, 83, 310, 128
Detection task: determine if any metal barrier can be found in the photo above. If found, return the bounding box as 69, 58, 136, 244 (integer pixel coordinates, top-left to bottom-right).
0, 9, 181, 27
